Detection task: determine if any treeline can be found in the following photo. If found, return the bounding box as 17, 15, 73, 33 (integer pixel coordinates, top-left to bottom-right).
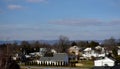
0, 36, 120, 55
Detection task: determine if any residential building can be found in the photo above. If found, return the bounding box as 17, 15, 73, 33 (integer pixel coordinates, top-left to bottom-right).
68, 45, 80, 56
82, 47, 105, 59
68, 45, 81, 60
117, 46, 120, 55
94, 57, 116, 66
39, 48, 47, 56
36, 53, 68, 66
51, 49, 57, 54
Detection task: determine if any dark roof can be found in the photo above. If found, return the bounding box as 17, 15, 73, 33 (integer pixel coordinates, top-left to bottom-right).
108, 57, 116, 61
39, 57, 52, 61
53, 53, 68, 61
95, 57, 116, 61
39, 53, 68, 61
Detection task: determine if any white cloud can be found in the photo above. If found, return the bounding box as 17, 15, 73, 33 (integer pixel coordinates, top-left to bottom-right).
50, 18, 120, 26
109, 19, 120, 25
8, 4, 23, 10
50, 18, 103, 26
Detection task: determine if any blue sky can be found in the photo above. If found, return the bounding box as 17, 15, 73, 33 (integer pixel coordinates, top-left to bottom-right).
0, 0, 120, 40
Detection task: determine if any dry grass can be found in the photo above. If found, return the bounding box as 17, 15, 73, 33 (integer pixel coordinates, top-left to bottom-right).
77, 60, 94, 68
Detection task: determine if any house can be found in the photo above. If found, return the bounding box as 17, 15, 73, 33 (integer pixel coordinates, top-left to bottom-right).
12, 53, 19, 60
39, 48, 47, 56
29, 48, 57, 57
68, 45, 80, 56
68, 45, 81, 60
94, 57, 116, 66
82, 47, 97, 58
117, 46, 120, 55
95, 46, 102, 50
29, 52, 41, 57
82, 47, 105, 59
118, 49, 120, 55
36, 53, 68, 66
51, 49, 57, 54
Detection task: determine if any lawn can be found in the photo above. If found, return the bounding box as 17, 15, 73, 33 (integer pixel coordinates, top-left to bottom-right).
77, 60, 94, 68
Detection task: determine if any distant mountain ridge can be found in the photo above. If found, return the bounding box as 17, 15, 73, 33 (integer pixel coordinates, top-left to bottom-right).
0, 40, 103, 45
0, 40, 58, 45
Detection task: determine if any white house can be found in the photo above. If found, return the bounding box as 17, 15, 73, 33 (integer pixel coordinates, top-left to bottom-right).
117, 46, 120, 55
82, 47, 105, 59
12, 53, 19, 60
51, 49, 57, 54
29, 52, 42, 57
118, 50, 120, 55
94, 57, 115, 66
29, 48, 57, 57
25, 55, 31, 58
39, 48, 47, 56
83, 47, 97, 58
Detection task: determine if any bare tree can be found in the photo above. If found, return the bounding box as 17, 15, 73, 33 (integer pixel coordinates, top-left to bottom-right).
77, 41, 89, 48
103, 37, 116, 47
58, 35, 70, 53
0, 44, 20, 69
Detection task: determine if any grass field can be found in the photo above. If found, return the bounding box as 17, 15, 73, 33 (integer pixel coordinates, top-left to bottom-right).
76, 60, 94, 68
21, 66, 90, 69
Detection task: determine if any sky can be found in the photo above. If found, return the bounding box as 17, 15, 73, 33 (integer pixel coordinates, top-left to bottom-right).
0, 0, 120, 40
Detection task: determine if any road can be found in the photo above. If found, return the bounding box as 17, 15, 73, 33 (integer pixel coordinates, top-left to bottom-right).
21, 66, 89, 69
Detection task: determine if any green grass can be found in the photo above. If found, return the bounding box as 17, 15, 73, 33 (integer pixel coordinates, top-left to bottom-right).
21, 68, 37, 69
77, 60, 94, 68
20, 60, 94, 69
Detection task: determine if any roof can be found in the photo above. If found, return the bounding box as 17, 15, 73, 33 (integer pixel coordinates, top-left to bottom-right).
95, 46, 102, 49
95, 57, 116, 62
39, 57, 52, 61
39, 53, 68, 61
69, 46, 80, 51
84, 47, 92, 51
117, 46, 120, 49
